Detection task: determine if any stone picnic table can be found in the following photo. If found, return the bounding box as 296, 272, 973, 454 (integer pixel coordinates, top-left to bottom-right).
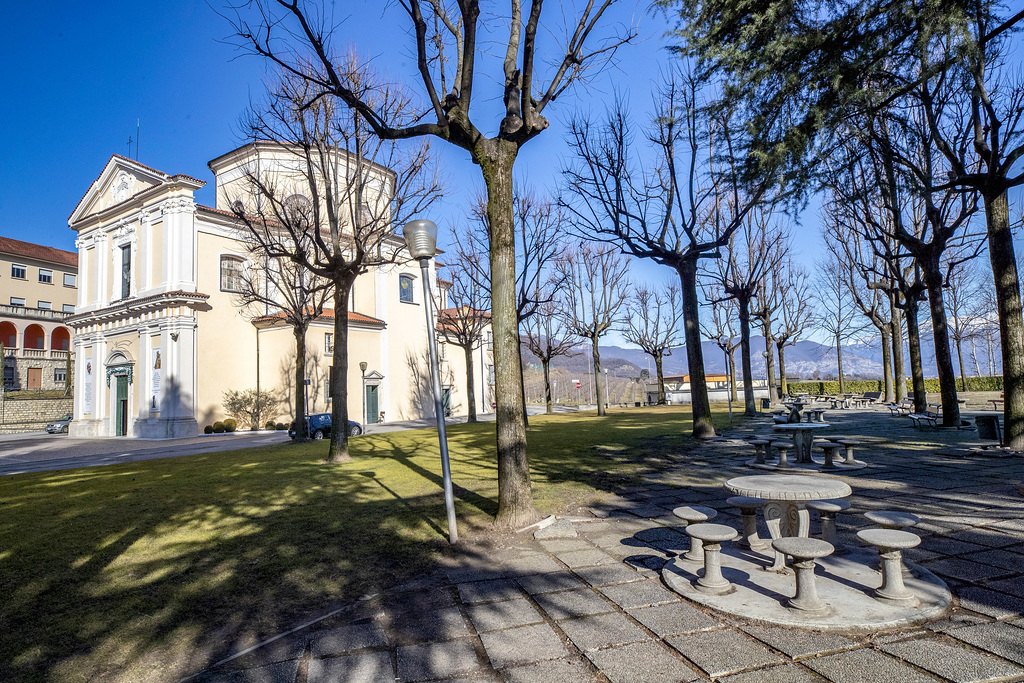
725, 474, 852, 571
772, 422, 831, 464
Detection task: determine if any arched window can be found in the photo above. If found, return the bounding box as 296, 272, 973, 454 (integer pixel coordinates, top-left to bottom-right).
399, 274, 415, 303
283, 194, 313, 225
0, 321, 16, 349
220, 256, 244, 292
51, 327, 71, 351
24, 324, 45, 350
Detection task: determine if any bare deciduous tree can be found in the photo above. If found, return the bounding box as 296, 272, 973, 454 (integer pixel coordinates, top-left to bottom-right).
561, 70, 779, 436
773, 262, 814, 398
228, 0, 636, 527
521, 297, 578, 414
439, 247, 491, 423
559, 244, 630, 417
701, 286, 741, 402
814, 250, 869, 393
229, 233, 332, 438
623, 283, 684, 404
229, 69, 442, 462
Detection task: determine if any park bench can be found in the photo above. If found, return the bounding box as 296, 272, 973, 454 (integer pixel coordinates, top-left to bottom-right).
989, 395, 1004, 411
907, 413, 938, 429
887, 403, 906, 416
863, 391, 882, 403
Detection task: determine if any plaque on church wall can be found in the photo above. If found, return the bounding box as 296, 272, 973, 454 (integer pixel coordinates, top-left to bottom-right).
84, 358, 93, 414
151, 348, 162, 411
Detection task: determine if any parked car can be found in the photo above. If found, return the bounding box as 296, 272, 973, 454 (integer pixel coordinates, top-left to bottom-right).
45, 414, 73, 434
288, 413, 363, 440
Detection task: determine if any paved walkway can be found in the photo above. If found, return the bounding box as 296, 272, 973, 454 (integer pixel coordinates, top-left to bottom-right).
194, 404, 1024, 683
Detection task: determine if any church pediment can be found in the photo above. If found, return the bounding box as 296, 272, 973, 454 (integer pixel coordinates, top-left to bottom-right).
69, 155, 172, 226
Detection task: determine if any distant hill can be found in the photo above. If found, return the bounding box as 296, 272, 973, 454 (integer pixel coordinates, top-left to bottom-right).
520, 332, 999, 381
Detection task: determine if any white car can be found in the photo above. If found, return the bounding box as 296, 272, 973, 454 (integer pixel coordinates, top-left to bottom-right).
45, 414, 73, 434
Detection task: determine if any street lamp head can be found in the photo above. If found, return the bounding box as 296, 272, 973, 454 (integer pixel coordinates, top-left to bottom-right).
403, 219, 438, 260
359, 361, 368, 374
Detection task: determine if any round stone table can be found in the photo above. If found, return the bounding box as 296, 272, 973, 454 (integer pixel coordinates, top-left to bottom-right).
726, 474, 852, 571
773, 422, 831, 463
782, 401, 806, 423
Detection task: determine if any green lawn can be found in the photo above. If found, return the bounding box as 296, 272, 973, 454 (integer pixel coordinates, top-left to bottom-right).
0, 406, 730, 682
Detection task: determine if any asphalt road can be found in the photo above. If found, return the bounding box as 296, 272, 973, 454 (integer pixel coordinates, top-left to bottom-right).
0, 405, 561, 477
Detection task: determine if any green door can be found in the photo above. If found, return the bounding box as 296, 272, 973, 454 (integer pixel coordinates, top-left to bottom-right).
365, 384, 378, 424
115, 376, 129, 436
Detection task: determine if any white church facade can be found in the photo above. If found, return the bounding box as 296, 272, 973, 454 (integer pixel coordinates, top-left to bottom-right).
67, 148, 491, 438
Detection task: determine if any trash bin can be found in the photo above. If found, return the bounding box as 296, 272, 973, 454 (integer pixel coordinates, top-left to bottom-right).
761, 397, 772, 410
635, 401, 641, 407
976, 415, 1002, 443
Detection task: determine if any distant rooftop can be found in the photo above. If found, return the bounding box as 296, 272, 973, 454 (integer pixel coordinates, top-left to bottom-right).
0, 236, 78, 268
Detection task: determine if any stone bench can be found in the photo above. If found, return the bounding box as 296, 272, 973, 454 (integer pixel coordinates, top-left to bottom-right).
833, 438, 861, 465
804, 408, 828, 423
857, 528, 921, 604
673, 505, 718, 562
749, 439, 771, 465
807, 499, 851, 549
686, 523, 739, 594
771, 536, 834, 614
817, 441, 843, 469
727, 495, 768, 551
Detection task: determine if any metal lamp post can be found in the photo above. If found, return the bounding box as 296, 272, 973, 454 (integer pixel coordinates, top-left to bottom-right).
359, 361, 368, 426
402, 218, 458, 544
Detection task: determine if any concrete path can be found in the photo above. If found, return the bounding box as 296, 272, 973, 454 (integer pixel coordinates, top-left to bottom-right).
191, 403, 1024, 683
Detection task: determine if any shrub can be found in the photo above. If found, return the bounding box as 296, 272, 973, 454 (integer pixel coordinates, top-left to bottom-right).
213, 421, 225, 434
265, 420, 277, 430
222, 389, 278, 430
223, 419, 237, 433
204, 425, 214, 434
276, 422, 287, 430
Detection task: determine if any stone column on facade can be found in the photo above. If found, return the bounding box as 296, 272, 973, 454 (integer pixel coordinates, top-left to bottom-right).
94, 338, 108, 435
162, 199, 197, 292
139, 211, 151, 295
94, 236, 108, 307
139, 329, 153, 421
375, 268, 390, 418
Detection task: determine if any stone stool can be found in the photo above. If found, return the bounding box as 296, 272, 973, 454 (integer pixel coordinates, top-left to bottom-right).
818, 442, 843, 470
864, 511, 920, 530
672, 505, 718, 562
771, 536, 834, 614
686, 523, 739, 594
806, 499, 851, 551
727, 495, 768, 551
749, 439, 770, 465
773, 443, 792, 468
834, 438, 861, 465
856, 529, 921, 604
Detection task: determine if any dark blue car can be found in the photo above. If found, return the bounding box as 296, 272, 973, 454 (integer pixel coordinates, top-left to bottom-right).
288, 413, 362, 440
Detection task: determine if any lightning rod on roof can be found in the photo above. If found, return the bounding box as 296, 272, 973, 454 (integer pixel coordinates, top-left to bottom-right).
136, 119, 140, 160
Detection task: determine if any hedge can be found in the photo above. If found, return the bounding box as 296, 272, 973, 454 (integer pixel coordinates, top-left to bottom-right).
787, 376, 1003, 395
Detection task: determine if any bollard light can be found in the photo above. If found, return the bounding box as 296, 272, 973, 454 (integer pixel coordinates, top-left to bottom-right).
402, 219, 458, 544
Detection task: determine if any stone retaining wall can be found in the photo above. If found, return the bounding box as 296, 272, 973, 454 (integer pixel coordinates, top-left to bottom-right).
0, 396, 74, 434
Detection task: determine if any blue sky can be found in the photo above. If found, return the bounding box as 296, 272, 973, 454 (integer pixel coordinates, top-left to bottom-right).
0, 1, 820, 276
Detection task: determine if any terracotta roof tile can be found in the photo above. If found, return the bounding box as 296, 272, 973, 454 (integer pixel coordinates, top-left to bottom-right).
252, 308, 385, 326
0, 236, 78, 267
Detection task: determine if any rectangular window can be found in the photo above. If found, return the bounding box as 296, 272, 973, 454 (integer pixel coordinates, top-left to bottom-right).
11, 264, 26, 279
39, 269, 52, 284
3, 365, 13, 386
121, 245, 131, 299
487, 364, 495, 384
325, 332, 333, 353
63, 304, 75, 313
399, 274, 415, 303
38, 301, 51, 310
10, 297, 25, 307
54, 367, 67, 384
220, 256, 244, 292
438, 342, 446, 360
486, 331, 493, 349
64, 273, 76, 287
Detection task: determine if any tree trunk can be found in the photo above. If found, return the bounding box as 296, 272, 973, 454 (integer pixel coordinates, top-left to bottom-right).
738, 297, 756, 416
543, 359, 553, 414
478, 141, 536, 527
956, 338, 967, 392
328, 280, 353, 462
880, 326, 893, 404
763, 326, 776, 399
519, 345, 529, 429
465, 344, 478, 423
891, 305, 906, 402
777, 341, 788, 396
836, 332, 845, 394
677, 259, 716, 437
924, 269, 961, 427
592, 338, 605, 416
655, 352, 666, 404
905, 298, 928, 414
293, 325, 309, 442
984, 190, 1024, 450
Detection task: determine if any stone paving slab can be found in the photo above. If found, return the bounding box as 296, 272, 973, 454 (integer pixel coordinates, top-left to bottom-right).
206, 660, 301, 683
956, 586, 1024, 619
396, 639, 482, 681
532, 588, 615, 620
308, 623, 388, 657
558, 612, 651, 652
666, 628, 784, 677
585, 640, 701, 683
802, 648, 939, 682
307, 652, 394, 683
458, 578, 525, 604
572, 563, 644, 587
466, 598, 546, 633
879, 638, 1024, 682
946, 621, 1024, 666
626, 602, 724, 637
502, 658, 599, 683
478, 623, 568, 668
597, 579, 681, 609
719, 663, 827, 683
740, 625, 861, 660
515, 571, 588, 595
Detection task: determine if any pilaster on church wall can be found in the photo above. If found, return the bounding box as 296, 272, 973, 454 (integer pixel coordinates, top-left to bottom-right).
161, 196, 198, 292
